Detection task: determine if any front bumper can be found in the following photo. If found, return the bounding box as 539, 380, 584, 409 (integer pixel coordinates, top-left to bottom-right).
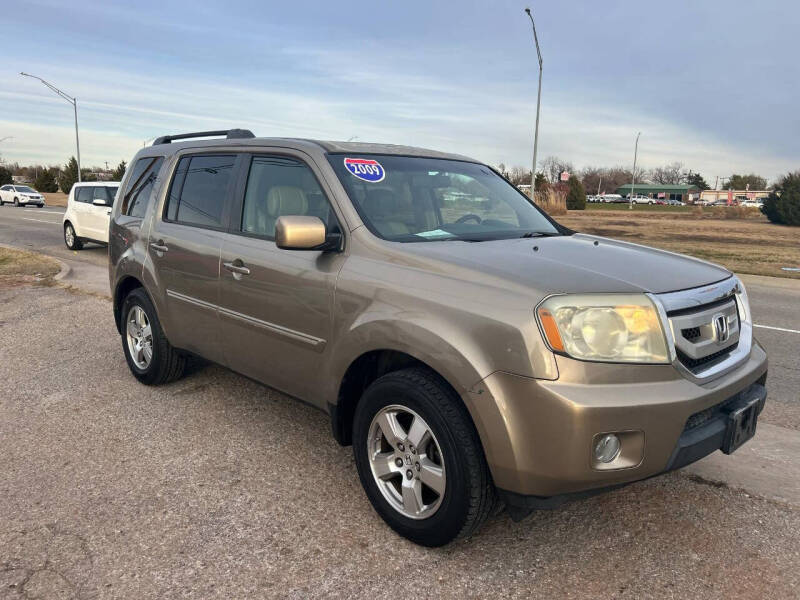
463, 340, 768, 502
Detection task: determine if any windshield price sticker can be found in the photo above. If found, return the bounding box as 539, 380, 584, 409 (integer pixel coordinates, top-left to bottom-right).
344, 158, 385, 182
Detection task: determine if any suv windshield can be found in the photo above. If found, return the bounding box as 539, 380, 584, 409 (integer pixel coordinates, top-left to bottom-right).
327, 155, 560, 242
16, 186, 36, 193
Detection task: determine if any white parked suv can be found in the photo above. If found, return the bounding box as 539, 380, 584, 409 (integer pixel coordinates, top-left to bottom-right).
0, 184, 45, 207
62, 182, 120, 249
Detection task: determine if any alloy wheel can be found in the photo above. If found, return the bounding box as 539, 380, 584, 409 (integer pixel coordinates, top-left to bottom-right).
367, 404, 446, 519
65, 225, 75, 247
126, 305, 154, 370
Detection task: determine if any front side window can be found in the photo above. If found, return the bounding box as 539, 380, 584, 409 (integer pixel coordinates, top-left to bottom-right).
165, 155, 235, 228
76, 186, 93, 203
240, 156, 336, 238
121, 157, 164, 218
327, 155, 560, 242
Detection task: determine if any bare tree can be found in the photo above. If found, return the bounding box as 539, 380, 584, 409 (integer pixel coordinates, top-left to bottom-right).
580, 165, 646, 195
507, 165, 532, 186
649, 162, 686, 185
540, 156, 575, 184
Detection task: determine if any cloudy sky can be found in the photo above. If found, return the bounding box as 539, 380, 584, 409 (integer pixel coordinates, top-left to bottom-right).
1, 0, 797, 184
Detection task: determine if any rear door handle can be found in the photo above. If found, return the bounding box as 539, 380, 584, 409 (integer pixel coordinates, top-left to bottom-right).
150, 241, 169, 253
223, 261, 250, 276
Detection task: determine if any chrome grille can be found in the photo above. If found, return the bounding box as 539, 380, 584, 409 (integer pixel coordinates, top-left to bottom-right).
654, 277, 753, 382
667, 298, 739, 372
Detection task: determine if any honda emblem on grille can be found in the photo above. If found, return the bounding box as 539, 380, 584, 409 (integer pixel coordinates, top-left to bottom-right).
712, 313, 729, 343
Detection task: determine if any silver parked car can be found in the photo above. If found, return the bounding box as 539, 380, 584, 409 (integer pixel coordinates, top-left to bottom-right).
108, 129, 767, 546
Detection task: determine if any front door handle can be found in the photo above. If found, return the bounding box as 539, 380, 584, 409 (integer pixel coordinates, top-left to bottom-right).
150, 241, 169, 253
223, 260, 251, 276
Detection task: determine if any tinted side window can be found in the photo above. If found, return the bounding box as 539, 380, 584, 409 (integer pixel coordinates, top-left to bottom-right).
76, 186, 93, 203
240, 156, 335, 238
121, 157, 164, 219
93, 186, 118, 204
165, 155, 235, 229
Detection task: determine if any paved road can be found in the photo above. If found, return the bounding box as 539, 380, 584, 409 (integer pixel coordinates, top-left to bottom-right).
0, 204, 108, 267
1, 284, 798, 599
2, 203, 798, 429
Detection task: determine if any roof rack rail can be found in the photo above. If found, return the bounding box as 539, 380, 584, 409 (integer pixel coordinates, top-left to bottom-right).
152, 129, 255, 145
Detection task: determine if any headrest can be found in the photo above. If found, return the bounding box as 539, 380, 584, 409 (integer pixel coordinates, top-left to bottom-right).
267, 186, 308, 217
365, 188, 398, 215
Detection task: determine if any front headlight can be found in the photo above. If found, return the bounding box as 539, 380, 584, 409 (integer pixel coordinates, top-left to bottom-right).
537, 294, 670, 363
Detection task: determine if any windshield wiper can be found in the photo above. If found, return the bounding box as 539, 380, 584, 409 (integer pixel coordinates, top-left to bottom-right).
519, 231, 561, 238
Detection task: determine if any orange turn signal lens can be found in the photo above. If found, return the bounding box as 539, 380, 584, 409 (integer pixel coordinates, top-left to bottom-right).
537, 307, 564, 352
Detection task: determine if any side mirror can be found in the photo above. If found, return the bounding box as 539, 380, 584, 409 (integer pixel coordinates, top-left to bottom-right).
275, 216, 339, 251
92, 198, 110, 207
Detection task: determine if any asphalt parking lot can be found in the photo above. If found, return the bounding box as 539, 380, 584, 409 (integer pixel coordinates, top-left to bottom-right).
1, 205, 800, 598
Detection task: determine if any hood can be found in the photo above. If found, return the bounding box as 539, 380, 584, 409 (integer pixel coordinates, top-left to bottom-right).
399, 233, 731, 296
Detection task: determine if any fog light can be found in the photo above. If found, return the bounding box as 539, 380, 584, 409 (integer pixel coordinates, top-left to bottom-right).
594, 434, 621, 463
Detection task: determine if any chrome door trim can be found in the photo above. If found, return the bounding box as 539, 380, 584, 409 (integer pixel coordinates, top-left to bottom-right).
166, 289, 217, 311
167, 288, 326, 350
218, 306, 326, 351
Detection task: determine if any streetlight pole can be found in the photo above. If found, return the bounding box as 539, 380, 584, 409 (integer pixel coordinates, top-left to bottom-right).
20, 72, 81, 182
629, 131, 641, 210
524, 7, 543, 201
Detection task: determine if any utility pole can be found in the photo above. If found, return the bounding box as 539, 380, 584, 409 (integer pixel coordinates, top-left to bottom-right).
524, 7, 543, 201
597, 176, 602, 196
629, 132, 641, 210
20, 73, 82, 182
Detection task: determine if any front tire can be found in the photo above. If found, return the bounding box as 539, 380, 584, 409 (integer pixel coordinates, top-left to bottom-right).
64, 222, 83, 250
353, 367, 495, 546
121, 288, 186, 385
13, 198, 19, 207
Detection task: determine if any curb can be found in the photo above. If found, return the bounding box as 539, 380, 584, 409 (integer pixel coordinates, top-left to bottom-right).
52, 257, 72, 281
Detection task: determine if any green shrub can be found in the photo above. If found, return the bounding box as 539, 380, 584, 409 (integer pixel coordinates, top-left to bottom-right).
34, 169, 59, 193
565, 176, 586, 210
58, 156, 79, 193
0, 166, 12, 187
762, 171, 800, 226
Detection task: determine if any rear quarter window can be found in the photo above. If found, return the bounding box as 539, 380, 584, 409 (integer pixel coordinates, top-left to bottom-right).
120, 157, 164, 219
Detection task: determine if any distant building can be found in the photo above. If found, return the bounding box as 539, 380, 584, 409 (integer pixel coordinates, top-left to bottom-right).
11, 175, 30, 184
615, 183, 701, 203
699, 189, 769, 205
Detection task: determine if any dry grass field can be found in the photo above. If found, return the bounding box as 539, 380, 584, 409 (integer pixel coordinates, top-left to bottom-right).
557, 209, 800, 279
0, 246, 60, 287
43, 192, 68, 207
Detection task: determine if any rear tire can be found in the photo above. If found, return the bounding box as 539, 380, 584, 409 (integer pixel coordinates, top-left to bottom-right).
120, 288, 186, 385
352, 367, 496, 547
64, 222, 83, 250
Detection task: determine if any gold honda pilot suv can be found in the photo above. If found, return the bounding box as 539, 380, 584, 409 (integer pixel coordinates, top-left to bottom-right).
109, 130, 768, 546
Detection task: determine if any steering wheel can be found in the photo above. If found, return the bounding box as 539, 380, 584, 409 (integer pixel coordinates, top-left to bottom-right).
455, 213, 482, 224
